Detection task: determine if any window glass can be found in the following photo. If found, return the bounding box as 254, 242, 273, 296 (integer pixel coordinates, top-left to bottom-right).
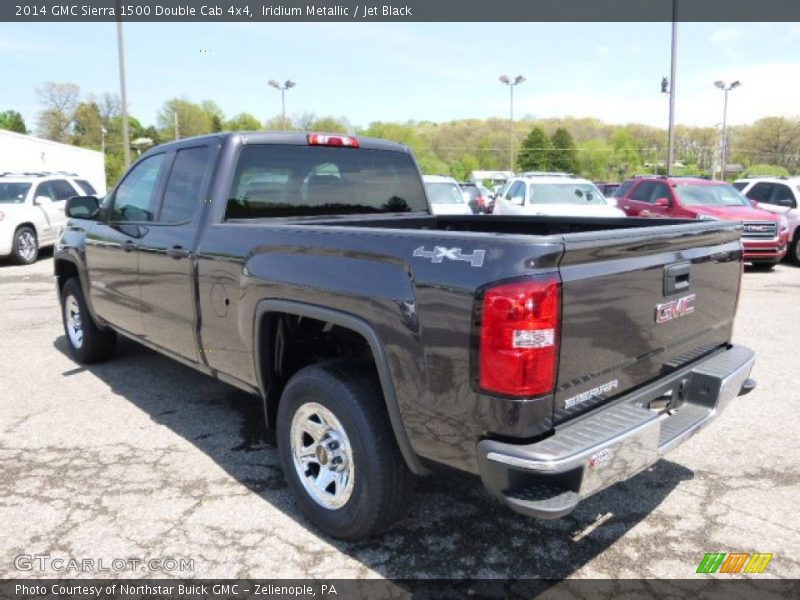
75, 179, 97, 195
111, 154, 165, 222
674, 184, 750, 207
507, 181, 525, 203
746, 182, 773, 203
613, 180, 635, 198
772, 184, 794, 204
631, 181, 655, 203
0, 183, 30, 204
48, 179, 78, 201
528, 183, 607, 205
226, 145, 427, 219
160, 146, 210, 223
425, 182, 466, 205
650, 182, 671, 203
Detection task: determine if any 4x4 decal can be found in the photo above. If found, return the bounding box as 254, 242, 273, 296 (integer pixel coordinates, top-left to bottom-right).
413, 246, 486, 268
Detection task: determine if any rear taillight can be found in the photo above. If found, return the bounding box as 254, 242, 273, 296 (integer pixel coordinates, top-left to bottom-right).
307, 133, 359, 148
477, 195, 485, 207
478, 275, 561, 397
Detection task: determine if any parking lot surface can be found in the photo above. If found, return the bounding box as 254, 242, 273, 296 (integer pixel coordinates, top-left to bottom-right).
1, 253, 798, 580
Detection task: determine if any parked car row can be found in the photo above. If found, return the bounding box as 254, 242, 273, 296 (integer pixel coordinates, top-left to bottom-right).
610, 175, 790, 270
0, 172, 97, 264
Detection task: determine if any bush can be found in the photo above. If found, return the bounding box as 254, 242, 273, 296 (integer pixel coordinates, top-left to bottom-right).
742, 164, 790, 178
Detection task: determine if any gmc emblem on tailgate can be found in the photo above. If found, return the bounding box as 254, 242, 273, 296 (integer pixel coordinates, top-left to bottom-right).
655, 293, 696, 323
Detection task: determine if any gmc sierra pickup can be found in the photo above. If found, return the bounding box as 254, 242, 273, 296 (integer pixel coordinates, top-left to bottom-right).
55, 132, 756, 540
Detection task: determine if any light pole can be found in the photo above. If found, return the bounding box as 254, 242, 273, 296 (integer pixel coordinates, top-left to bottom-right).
116, 17, 131, 167
499, 74, 525, 172
100, 126, 107, 155
714, 80, 741, 179
268, 79, 296, 130
666, 9, 677, 176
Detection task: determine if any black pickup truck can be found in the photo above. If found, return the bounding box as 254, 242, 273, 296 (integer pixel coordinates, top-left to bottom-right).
55, 132, 756, 540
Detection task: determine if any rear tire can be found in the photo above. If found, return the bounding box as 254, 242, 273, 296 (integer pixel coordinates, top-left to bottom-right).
276, 361, 411, 540
11, 226, 38, 265
60, 277, 117, 363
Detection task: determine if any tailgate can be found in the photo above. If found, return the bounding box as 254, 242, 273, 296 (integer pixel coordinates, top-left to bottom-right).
554, 221, 742, 423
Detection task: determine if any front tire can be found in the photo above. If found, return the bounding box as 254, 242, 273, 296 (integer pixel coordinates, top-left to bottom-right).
11, 226, 38, 264
277, 361, 411, 540
60, 277, 116, 363
790, 232, 800, 266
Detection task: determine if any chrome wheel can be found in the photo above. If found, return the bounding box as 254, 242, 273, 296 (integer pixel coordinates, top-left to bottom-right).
290, 402, 355, 510
64, 295, 84, 349
17, 230, 37, 262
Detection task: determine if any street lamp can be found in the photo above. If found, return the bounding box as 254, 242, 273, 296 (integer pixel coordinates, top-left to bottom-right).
499, 74, 525, 171
268, 79, 297, 130
714, 80, 741, 179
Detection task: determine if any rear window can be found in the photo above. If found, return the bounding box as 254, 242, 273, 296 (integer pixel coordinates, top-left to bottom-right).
529, 183, 607, 205
226, 145, 428, 219
0, 182, 30, 204
425, 182, 466, 205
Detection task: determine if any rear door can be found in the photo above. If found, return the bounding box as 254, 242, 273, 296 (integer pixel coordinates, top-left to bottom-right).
620, 181, 655, 216
137, 144, 214, 361
554, 221, 742, 422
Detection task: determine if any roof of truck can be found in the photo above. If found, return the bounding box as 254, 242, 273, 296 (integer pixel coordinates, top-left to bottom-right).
148, 131, 413, 155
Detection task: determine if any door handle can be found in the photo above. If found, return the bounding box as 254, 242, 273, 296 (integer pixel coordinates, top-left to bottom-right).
121, 240, 136, 252
167, 245, 190, 259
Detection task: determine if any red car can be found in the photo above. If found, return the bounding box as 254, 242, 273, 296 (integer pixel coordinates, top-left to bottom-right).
616, 176, 789, 270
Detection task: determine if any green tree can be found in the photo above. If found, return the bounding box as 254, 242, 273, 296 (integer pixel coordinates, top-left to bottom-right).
0, 110, 27, 133
308, 116, 349, 133
36, 82, 80, 142
549, 127, 579, 173
577, 139, 613, 180
72, 101, 104, 149
157, 98, 213, 138
264, 115, 296, 131
225, 113, 262, 131
516, 127, 553, 172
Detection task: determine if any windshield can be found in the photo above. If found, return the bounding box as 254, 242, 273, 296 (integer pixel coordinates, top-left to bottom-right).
0, 182, 30, 204
425, 182, 466, 205
530, 183, 607, 205
675, 184, 750, 207
226, 145, 428, 219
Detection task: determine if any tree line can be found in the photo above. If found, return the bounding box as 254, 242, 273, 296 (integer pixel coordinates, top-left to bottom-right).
3, 81, 799, 187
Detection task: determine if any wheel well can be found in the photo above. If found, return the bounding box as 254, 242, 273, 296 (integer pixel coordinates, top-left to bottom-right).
55, 259, 79, 295
15, 222, 36, 236
258, 312, 375, 428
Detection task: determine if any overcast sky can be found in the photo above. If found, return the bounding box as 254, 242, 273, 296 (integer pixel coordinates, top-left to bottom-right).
2, 21, 799, 131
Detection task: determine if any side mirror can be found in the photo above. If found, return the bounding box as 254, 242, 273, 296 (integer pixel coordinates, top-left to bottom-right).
66, 195, 100, 219
654, 197, 670, 207
34, 195, 52, 205
511, 195, 524, 206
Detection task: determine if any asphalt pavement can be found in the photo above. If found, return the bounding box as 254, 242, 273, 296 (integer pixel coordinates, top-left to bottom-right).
1, 251, 798, 580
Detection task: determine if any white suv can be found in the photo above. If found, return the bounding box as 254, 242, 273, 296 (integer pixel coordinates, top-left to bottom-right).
734, 177, 800, 264
493, 174, 626, 218
0, 172, 96, 264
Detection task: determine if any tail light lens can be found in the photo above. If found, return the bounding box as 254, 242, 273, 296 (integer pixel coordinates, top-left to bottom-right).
478, 275, 561, 397
307, 133, 359, 148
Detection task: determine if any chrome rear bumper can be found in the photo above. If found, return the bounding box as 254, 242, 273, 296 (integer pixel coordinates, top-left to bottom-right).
477, 344, 756, 518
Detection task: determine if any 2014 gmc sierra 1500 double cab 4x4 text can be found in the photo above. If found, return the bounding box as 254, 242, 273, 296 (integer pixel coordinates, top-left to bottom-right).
54, 132, 756, 540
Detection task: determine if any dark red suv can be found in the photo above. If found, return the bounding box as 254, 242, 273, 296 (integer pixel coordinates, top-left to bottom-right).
616, 176, 789, 269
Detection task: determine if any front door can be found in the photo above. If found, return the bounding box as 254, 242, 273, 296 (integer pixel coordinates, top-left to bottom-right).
85, 153, 168, 337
